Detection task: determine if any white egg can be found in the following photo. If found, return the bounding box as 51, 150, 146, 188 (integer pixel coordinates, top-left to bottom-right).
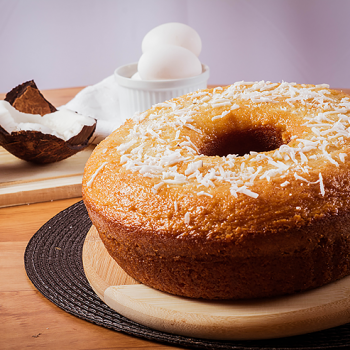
142, 22, 202, 57
131, 72, 142, 80
138, 44, 202, 81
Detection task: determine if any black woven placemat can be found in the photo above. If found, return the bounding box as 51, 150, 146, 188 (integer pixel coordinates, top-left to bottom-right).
24, 200, 350, 349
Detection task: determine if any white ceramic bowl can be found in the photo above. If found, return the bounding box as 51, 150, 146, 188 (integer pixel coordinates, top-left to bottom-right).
114, 62, 210, 118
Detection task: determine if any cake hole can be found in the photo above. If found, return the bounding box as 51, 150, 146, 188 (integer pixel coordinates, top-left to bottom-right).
200, 125, 288, 157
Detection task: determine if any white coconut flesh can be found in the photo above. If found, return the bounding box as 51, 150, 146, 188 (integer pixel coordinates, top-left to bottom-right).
0, 100, 95, 141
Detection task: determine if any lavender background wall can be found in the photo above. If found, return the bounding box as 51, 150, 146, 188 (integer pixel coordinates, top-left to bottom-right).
1, 0, 350, 93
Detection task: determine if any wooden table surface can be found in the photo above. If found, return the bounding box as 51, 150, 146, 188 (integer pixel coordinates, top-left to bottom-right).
2, 84, 350, 350
0, 87, 184, 350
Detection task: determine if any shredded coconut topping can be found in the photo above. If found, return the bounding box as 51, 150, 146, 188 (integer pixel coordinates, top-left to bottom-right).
110, 81, 350, 198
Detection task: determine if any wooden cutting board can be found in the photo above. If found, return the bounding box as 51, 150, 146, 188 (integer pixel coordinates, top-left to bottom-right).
83, 225, 350, 340
0, 86, 93, 208
0, 145, 94, 208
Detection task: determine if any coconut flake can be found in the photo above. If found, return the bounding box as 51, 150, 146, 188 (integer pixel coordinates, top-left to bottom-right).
184, 212, 191, 224
151, 181, 165, 194
87, 162, 108, 187
236, 186, 259, 198
339, 153, 347, 162
197, 191, 213, 197
185, 160, 203, 175
319, 173, 325, 196
184, 123, 202, 134
117, 139, 137, 154
212, 110, 230, 121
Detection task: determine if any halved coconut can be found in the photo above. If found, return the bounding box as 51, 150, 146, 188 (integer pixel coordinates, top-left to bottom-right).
0, 81, 96, 163
0, 100, 96, 164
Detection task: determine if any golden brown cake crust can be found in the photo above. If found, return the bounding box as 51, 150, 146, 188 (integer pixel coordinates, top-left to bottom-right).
83, 82, 350, 299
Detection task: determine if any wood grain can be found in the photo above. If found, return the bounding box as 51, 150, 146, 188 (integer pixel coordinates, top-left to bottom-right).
0, 87, 94, 208
0, 87, 84, 208
0, 145, 94, 208
83, 227, 139, 300
0, 86, 184, 350
0, 198, 183, 350
84, 226, 350, 341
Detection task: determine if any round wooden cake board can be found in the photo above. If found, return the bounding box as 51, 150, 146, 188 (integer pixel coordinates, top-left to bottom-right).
83, 225, 350, 341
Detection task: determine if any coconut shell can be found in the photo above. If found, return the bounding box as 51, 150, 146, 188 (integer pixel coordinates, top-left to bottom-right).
5, 80, 57, 116
1, 80, 97, 163
0, 121, 96, 164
